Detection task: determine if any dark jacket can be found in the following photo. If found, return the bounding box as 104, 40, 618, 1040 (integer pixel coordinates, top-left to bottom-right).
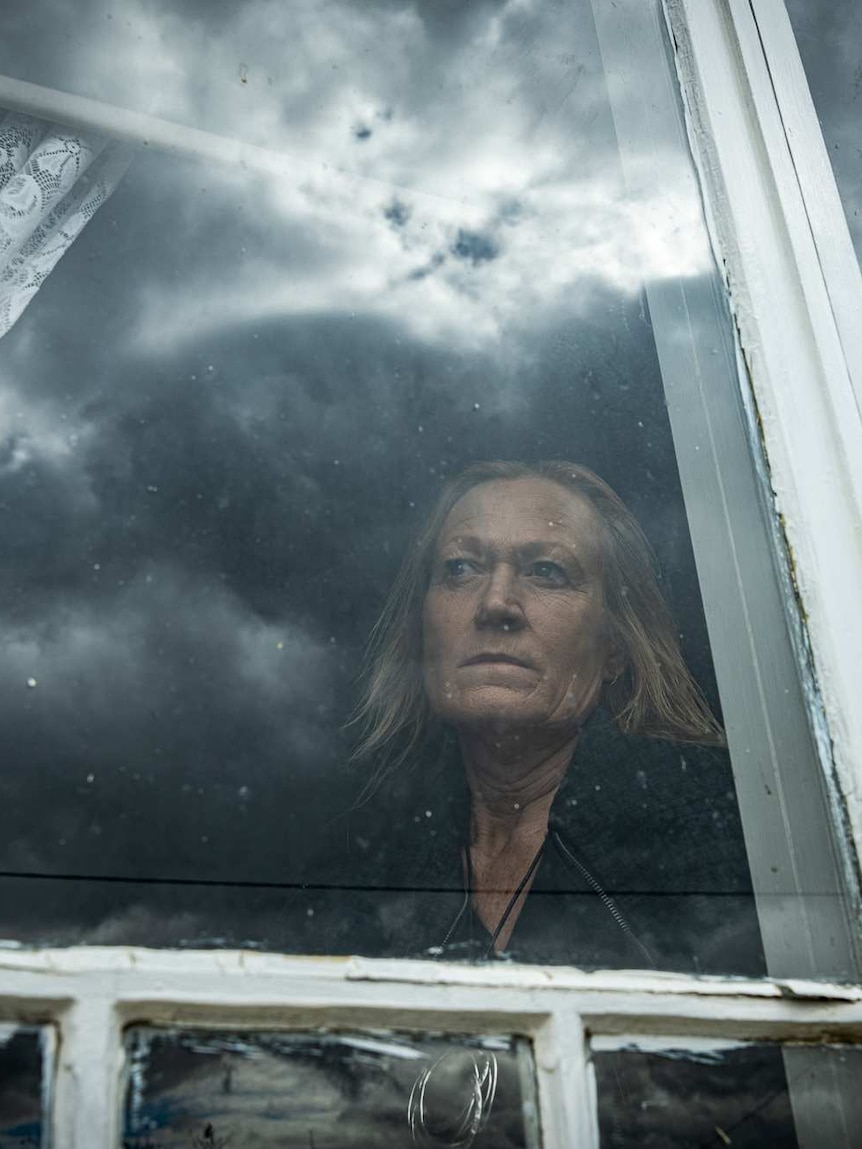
304, 709, 766, 976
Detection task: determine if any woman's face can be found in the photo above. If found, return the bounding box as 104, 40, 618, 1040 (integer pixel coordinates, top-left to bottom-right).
422, 477, 620, 735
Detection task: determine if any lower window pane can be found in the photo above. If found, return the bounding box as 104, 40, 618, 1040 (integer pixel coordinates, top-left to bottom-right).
593, 1041, 862, 1148
0, 1025, 50, 1148
122, 1027, 538, 1148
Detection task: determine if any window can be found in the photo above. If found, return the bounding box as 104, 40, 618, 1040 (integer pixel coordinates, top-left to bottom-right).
0, 0, 861, 1145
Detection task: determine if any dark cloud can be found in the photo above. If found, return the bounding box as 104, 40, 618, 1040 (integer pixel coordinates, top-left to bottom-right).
383, 198, 410, 228
451, 228, 500, 265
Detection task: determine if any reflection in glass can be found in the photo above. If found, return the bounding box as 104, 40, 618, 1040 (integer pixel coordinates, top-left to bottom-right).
593, 1042, 862, 1148
0, 1025, 47, 1148
336, 460, 759, 974
122, 1027, 538, 1149
0, 0, 747, 969
786, 0, 862, 266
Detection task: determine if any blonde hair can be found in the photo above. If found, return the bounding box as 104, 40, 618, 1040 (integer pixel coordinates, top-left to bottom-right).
352, 461, 723, 792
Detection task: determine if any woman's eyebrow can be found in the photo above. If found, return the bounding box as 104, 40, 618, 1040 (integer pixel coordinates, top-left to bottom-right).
439, 536, 591, 576
438, 534, 485, 553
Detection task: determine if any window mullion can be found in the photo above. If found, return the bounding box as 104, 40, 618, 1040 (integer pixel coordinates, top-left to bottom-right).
53, 988, 122, 1149
533, 1006, 597, 1149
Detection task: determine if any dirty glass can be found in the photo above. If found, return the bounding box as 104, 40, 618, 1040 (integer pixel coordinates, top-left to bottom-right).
785, 0, 862, 267
0, 1025, 49, 1149
0, 0, 856, 984
592, 1041, 862, 1148
121, 1027, 537, 1148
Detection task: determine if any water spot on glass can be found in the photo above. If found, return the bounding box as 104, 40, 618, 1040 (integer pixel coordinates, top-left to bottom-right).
201, 835, 209, 844
276, 641, 284, 650
146, 484, 158, 493
93, 562, 101, 570
307, 907, 315, 916
472, 402, 481, 410
86, 773, 95, 783
425, 810, 432, 818
594, 783, 601, 791
238, 786, 249, 799
26, 677, 37, 688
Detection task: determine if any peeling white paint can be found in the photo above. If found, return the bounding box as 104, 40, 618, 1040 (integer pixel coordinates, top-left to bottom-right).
1, 947, 861, 1148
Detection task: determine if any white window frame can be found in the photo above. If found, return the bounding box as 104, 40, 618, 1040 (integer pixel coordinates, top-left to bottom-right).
2, 948, 862, 1148
2, 1, 862, 1146
667, 0, 862, 894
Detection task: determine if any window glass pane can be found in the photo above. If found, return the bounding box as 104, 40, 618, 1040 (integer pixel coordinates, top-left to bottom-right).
785, 0, 862, 268
0, 1, 856, 983
122, 1027, 538, 1148
0, 1025, 50, 1148
592, 1042, 862, 1148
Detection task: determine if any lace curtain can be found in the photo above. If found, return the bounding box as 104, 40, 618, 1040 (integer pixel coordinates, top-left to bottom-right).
0, 111, 132, 338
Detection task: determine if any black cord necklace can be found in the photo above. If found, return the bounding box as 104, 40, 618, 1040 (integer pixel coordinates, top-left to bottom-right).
480, 838, 547, 959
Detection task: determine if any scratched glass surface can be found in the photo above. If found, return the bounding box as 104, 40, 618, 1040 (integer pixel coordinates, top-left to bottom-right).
785, 0, 862, 268
0, 0, 785, 979
0, 1026, 46, 1149
594, 1042, 862, 1148
121, 1027, 538, 1149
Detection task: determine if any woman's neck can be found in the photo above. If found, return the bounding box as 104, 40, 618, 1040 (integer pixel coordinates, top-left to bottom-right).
460, 727, 579, 853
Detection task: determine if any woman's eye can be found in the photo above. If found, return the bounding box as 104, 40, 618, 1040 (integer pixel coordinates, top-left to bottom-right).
528, 560, 569, 586
443, 557, 479, 580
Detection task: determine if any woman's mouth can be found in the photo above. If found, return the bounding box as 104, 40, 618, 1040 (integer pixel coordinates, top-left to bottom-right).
461, 653, 532, 668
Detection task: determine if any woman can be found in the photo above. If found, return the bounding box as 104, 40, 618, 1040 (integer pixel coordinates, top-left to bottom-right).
327, 461, 762, 973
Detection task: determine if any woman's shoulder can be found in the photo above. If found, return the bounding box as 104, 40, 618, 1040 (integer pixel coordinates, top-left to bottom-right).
547, 708, 763, 974
555, 707, 744, 880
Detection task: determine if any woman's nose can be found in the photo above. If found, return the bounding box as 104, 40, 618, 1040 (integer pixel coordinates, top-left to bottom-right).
475, 565, 526, 629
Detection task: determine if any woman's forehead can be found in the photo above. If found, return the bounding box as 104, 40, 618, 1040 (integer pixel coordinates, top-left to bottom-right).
437, 477, 604, 556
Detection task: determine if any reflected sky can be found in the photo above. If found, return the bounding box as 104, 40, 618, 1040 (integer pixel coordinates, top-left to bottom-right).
0, 0, 727, 951
0, 0, 712, 350
123, 1028, 534, 1148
